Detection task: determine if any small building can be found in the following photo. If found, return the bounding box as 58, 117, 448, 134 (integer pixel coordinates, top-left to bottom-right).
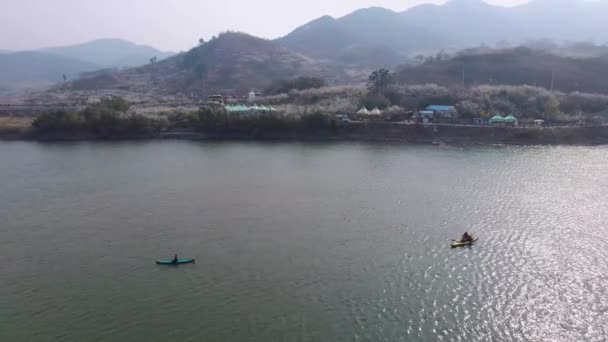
248, 91, 256, 103
247, 91, 263, 103
534, 119, 545, 127
417, 110, 435, 124
336, 114, 351, 123
424, 105, 457, 118
208, 95, 224, 105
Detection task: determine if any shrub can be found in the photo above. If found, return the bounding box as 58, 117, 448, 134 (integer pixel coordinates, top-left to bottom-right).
33, 111, 84, 133
301, 112, 330, 130
360, 94, 391, 110
33, 97, 167, 136
265, 77, 326, 95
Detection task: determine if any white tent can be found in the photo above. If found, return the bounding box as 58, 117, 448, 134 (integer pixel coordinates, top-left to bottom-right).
371, 107, 382, 115
357, 107, 369, 114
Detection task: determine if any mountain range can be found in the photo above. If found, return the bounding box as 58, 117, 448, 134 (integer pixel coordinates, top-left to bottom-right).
6, 0, 608, 98
71, 33, 338, 96
277, 0, 608, 66
0, 39, 173, 95
39, 39, 174, 68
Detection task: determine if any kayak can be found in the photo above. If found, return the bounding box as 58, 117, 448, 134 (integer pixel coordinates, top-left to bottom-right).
451, 237, 478, 248
156, 258, 196, 265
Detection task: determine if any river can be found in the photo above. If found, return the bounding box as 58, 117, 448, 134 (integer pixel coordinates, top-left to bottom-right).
1, 141, 607, 341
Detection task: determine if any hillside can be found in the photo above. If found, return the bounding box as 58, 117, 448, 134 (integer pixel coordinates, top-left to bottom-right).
396, 47, 608, 94
276, 7, 442, 67
69, 32, 341, 97
41, 38, 174, 67
0, 51, 100, 83
278, 0, 608, 67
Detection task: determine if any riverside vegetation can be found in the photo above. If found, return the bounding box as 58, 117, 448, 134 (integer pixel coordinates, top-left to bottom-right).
3, 68, 608, 144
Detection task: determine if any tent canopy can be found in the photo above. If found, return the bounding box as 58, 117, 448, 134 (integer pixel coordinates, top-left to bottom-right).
490, 115, 505, 123
357, 107, 369, 114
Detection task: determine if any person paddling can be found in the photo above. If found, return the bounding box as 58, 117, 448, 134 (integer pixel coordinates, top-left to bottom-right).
461, 232, 473, 243
172, 254, 178, 264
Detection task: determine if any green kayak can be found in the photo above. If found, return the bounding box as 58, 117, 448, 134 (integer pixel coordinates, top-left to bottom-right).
156, 258, 195, 265
451, 237, 478, 248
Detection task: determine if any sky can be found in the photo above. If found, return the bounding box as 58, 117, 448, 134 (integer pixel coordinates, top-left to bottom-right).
0, 0, 530, 52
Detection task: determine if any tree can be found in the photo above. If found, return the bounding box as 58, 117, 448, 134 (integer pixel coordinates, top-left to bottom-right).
360, 94, 391, 110
149, 56, 157, 64
265, 77, 326, 95
198, 38, 205, 45
455, 100, 480, 119
366, 69, 394, 94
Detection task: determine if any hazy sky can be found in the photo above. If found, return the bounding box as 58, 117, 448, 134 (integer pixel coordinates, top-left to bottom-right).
0, 0, 530, 52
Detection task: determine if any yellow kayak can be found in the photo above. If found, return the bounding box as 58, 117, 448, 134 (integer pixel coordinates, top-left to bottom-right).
451, 237, 478, 248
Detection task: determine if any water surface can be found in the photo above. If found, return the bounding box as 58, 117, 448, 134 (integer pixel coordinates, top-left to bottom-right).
1, 141, 607, 341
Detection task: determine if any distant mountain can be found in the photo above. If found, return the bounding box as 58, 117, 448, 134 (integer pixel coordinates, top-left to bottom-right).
0, 51, 99, 83
276, 7, 442, 67
40, 39, 174, 67
396, 47, 608, 94
278, 0, 608, 67
70, 32, 341, 96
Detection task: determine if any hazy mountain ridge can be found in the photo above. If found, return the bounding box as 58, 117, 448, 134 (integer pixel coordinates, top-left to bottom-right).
276, 7, 444, 66
40, 39, 174, 67
278, 0, 608, 66
6, 0, 608, 99
0, 39, 173, 96
69, 32, 343, 97
0, 51, 100, 83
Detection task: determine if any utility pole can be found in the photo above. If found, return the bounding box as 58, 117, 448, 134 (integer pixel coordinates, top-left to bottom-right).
461, 65, 465, 88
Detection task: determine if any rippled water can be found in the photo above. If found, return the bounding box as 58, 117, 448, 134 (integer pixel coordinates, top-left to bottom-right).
1, 141, 608, 341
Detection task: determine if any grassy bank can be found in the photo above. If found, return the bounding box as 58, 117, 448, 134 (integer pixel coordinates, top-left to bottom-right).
0, 117, 33, 138
3, 96, 608, 145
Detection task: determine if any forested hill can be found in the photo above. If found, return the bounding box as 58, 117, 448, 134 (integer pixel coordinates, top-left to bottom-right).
70, 32, 340, 96
396, 48, 608, 94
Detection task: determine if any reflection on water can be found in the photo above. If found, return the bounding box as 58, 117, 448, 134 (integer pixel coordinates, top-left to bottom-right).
1, 141, 607, 341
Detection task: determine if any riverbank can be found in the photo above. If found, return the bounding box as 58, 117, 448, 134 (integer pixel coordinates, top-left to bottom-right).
3, 121, 608, 146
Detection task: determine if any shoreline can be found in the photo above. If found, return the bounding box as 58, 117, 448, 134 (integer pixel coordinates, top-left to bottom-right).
3, 123, 608, 146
